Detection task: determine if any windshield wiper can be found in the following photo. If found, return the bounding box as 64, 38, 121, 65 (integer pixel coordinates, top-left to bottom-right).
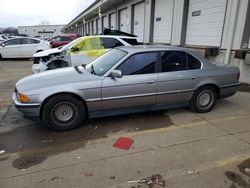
91, 64, 96, 75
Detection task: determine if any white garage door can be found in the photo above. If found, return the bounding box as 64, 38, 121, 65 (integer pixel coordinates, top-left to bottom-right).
153, 0, 174, 43
102, 16, 108, 31
109, 13, 116, 30
133, 2, 145, 42
92, 20, 96, 35
119, 8, 129, 33
185, 0, 227, 46
88, 22, 91, 35
96, 18, 101, 34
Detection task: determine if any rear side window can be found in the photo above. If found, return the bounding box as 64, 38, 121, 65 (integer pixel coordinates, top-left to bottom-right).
160, 51, 187, 72
121, 38, 138, 45
187, 53, 201, 69
117, 52, 157, 75
100, 38, 124, 48
61, 36, 71, 41
4, 38, 21, 46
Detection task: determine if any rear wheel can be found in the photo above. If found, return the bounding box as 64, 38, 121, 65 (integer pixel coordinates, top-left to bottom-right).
189, 86, 217, 113
42, 94, 86, 131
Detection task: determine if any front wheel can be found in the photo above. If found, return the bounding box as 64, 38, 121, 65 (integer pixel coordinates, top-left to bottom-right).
42, 94, 86, 131
189, 86, 217, 113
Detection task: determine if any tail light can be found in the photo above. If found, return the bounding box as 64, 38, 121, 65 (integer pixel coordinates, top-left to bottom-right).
237, 70, 240, 81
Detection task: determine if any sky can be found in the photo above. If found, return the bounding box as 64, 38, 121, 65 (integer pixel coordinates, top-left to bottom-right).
0, 0, 95, 28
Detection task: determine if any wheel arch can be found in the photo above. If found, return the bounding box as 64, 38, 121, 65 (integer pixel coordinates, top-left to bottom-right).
36, 50, 43, 53
39, 92, 89, 120
194, 83, 221, 99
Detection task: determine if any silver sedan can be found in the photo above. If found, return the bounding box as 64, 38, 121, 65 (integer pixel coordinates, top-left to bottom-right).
13, 46, 240, 131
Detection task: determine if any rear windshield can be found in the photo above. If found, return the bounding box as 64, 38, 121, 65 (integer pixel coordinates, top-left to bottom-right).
121, 38, 139, 45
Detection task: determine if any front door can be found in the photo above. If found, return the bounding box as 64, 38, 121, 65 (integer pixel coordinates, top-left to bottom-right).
70, 37, 106, 66
102, 52, 158, 111
1, 38, 22, 58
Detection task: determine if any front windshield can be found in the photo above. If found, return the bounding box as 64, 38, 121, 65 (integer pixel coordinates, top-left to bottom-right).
61, 37, 82, 51
86, 49, 127, 76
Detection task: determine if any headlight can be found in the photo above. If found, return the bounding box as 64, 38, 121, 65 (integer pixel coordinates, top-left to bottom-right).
17, 92, 29, 103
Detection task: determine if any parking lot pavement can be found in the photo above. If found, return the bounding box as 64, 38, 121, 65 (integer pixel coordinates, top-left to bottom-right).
1, 60, 250, 188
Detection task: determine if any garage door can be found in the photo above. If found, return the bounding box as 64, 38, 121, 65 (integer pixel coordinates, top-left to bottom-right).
102, 16, 108, 31
92, 20, 96, 35
185, 0, 227, 46
109, 13, 116, 30
133, 2, 145, 42
153, 0, 174, 43
88, 22, 91, 35
119, 8, 129, 33
96, 18, 101, 34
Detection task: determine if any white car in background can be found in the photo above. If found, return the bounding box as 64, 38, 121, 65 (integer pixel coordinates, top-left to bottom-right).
0, 37, 50, 59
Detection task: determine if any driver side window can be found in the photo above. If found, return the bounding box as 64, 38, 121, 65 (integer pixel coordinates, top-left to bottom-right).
116, 52, 157, 75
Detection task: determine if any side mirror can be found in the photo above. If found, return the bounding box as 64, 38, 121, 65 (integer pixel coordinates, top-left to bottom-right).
111, 70, 123, 79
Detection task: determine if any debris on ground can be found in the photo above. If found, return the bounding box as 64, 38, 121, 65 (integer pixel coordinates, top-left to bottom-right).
110, 176, 115, 179
94, 126, 98, 130
0, 150, 5, 155
187, 170, 199, 174
76, 156, 81, 159
84, 171, 93, 176
244, 167, 250, 173
41, 139, 54, 143
127, 174, 166, 187
113, 137, 134, 150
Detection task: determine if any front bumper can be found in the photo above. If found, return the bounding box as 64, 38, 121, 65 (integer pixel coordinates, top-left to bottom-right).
32, 62, 48, 74
12, 93, 41, 120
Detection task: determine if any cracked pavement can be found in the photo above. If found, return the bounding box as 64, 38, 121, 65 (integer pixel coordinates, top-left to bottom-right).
0, 60, 250, 188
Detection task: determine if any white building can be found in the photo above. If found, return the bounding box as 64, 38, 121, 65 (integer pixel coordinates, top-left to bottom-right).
62, 0, 250, 83
18, 25, 65, 38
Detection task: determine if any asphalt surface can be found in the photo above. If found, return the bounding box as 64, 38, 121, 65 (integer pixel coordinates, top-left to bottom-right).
0, 60, 250, 188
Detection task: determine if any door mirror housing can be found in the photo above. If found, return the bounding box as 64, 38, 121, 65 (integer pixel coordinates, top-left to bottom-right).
111, 70, 123, 79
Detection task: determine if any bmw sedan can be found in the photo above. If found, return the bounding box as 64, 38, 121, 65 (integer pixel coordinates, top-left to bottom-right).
13, 46, 240, 131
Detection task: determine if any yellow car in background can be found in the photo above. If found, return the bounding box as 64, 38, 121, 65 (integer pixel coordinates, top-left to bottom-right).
32, 35, 138, 74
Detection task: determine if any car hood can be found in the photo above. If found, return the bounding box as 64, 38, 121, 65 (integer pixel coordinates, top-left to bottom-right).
33, 48, 63, 57
16, 66, 100, 93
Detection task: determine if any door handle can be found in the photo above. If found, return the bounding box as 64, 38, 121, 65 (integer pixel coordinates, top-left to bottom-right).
190, 77, 196, 80
147, 80, 156, 84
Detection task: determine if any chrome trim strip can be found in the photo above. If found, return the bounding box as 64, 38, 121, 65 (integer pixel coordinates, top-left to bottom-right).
86, 89, 194, 102
220, 83, 241, 88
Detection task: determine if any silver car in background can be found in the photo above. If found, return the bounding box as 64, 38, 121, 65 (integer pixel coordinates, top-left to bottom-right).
13, 46, 240, 131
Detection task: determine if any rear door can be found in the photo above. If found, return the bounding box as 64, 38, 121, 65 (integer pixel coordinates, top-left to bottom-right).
70, 37, 106, 66
102, 52, 158, 111
157, 50, 202, 105
20, 38, 41, 57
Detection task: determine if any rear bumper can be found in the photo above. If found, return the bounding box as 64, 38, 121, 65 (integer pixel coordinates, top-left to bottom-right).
220, 83, 240, 98
12, 93, 41, 120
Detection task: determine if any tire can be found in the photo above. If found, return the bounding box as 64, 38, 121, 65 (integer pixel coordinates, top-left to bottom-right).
47, 60, 68, 70
189, 86, 217, 113
42, 94, 86, 131
33, 57, 40, 64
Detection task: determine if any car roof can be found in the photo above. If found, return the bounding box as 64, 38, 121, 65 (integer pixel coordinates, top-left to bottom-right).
83, 35, 137, 39
116, 45, 192, 53
4, 37, 43, 41
116, 45, 207, 62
